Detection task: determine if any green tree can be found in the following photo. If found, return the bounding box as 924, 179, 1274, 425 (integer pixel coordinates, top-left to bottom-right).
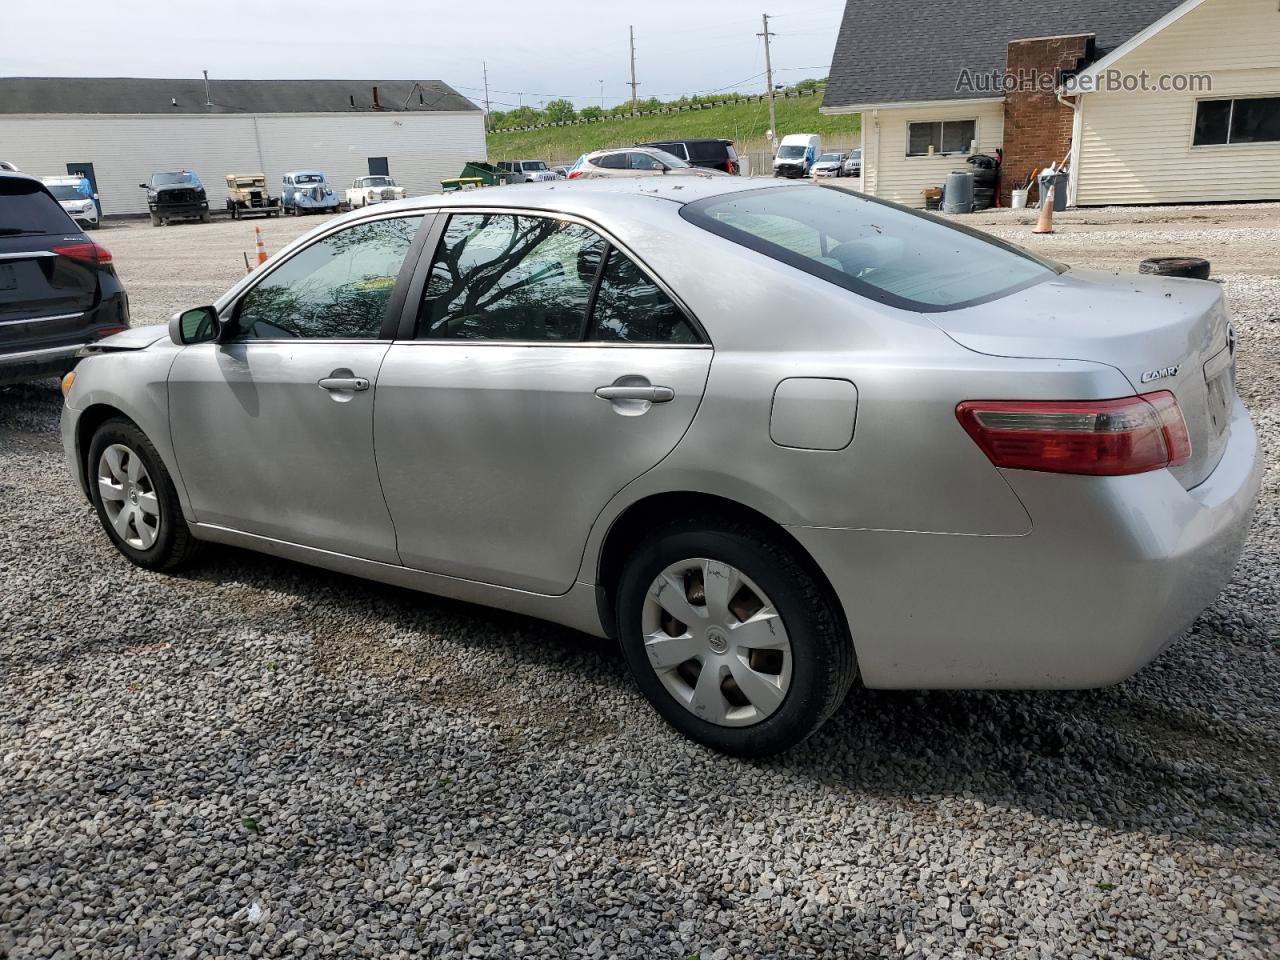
578, 105, 604, 121
544, 99, 577, 123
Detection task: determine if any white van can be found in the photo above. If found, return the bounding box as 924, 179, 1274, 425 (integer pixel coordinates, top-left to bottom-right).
773, 134, 822, 178
41, 175, 100, 229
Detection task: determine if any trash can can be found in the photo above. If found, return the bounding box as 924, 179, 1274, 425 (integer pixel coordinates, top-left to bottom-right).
942, 171, 974, 214
1037, 171, 1068, 211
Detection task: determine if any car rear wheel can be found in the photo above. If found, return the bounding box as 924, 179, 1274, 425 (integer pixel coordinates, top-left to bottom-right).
616, 518, 857, 756
87, 418, 203, 571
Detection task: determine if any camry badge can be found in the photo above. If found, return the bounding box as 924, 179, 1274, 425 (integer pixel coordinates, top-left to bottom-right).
1140, 365, 1181, 384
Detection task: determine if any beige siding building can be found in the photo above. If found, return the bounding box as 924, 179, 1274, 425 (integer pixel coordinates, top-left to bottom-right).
0, 78, 486, 217
1069, 0, 1280, 205
822, 0, 1280, 208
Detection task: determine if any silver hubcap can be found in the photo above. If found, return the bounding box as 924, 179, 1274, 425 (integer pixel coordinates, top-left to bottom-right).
97, 444, 161, 550
641, 558, 792, 727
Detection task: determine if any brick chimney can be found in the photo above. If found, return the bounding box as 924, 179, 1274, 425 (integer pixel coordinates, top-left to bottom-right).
1002, 34, 1092, 205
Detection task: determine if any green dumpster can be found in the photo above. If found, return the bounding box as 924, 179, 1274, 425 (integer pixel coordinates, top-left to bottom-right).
441, 177, 486, 192
441, 161, 513, 191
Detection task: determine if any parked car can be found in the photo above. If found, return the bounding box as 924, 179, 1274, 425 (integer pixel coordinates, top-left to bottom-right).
1, 173, 128, 385
773, 134, 822, 178
141, 170, 210, 226
41, 175, 100, 229
812, 152, 847, 178
0, 161, 20, 172
346, 175, 407, 208
635, 139, 740, 175
496, 161, 558, 183
225, 174, 280, 219
552, 166, 571, 179
60, 179, 1259, 757
842, 149, 863, 178
281, 171, 340, 215
568, 148, 729, 179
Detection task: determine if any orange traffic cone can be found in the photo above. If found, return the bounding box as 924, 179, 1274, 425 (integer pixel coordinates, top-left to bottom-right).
1033, 184, 1055, 234
254, 225, 268, 265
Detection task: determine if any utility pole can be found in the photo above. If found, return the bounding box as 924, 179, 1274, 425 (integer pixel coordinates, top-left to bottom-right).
758, 13, 777, 148
482, 61, 492, 131
628, 25, 640, 111
599, 79, 605, 110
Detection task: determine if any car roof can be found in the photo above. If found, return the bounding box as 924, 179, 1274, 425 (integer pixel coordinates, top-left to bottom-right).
286, 170, 324, 176
637, 138, 732, 145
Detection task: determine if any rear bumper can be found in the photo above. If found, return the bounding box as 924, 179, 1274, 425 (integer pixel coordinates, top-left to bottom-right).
0, 342, 82, 385
790, 397, 1261, 689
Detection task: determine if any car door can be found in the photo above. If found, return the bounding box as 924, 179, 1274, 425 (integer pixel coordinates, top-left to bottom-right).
627, 152, 668, 177
374, 210, 713, 594
168, 213, 428, 563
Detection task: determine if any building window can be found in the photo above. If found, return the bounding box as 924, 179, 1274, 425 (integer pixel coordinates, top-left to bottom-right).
907, 120, 976, 157
1194, 97, 1280, 146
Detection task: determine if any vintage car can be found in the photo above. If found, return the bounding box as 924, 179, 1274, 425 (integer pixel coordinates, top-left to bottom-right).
225, 174, 281, 219
345, 175, 407, 208
281, 170, 340, 215
141, 170, 210, 226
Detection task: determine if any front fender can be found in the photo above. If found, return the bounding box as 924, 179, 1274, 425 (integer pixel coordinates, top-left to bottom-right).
61, 346, 192, 521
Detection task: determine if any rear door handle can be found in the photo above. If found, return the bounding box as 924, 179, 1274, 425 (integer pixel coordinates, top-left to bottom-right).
594, 385, 675, 403
318, 377, 370, 392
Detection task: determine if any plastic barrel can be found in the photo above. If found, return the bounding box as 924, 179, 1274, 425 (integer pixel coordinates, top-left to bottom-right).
942, 171, 974, 214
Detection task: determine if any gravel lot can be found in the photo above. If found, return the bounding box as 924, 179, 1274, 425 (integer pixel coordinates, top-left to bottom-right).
2, 203, 1278, 959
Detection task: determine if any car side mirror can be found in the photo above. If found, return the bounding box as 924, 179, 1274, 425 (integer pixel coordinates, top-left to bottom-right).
139, 183, 148, 189
170, 305, 221, 345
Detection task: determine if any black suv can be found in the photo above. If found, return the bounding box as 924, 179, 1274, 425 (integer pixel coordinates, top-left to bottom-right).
141, 170, 210, 226
0, 174, 130, 385
635, 139, 740, 175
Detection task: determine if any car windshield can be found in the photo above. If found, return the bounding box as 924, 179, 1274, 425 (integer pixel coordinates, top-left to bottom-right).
295, 174, 323, 184
681, 184, 1062, 312
362, 177, 395, 187
154, 172, 199, 186
777, 145, 806, 159
848, 150, 862, 160
47, 184, 88, 201
235, 179, 262, 187
819, 154, 842, 162
522, 162, 548, 171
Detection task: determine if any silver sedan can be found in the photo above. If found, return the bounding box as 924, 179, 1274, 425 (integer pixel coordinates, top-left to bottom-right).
60, 178, 1261, 756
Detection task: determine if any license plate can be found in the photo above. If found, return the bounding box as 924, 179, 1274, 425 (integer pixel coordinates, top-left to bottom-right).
0, 264, 16, 292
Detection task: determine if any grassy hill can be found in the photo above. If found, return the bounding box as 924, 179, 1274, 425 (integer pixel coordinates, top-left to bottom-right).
486, 95, 861, 165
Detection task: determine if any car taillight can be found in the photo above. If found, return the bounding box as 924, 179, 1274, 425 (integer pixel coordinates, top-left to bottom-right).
52, 242, 112, 265
568, 170, 583, 179
956, 391, 1192, 476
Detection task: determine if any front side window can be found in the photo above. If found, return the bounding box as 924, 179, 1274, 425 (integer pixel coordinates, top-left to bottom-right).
418, 214, 604, 341
907, 120, 976, 156
234, 216, 422, 339
681, 185, 1060, 312
630, 152, 664, 171
1194, 97, 1280, 145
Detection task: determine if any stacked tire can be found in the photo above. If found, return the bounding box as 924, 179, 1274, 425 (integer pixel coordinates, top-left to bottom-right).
968, 155, 998, 211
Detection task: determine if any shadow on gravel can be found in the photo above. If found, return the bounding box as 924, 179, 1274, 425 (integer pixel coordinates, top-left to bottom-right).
178, 543, 1278, 852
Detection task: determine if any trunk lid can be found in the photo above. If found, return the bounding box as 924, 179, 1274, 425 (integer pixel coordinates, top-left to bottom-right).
933, 268, 1235, 489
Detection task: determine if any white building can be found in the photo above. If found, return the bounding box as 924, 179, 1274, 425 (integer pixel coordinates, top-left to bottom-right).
0, 77, 486, 216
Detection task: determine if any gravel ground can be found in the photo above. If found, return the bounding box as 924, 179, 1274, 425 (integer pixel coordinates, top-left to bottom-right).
1, 206, 1278, 959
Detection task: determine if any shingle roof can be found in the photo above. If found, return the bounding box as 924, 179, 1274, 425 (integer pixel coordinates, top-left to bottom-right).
822, 0, 1187, 109
0, 77, 480, 115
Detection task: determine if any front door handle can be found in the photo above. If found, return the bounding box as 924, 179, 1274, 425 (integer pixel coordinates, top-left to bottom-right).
594, 384, 675, 403
318, 377, 370, 392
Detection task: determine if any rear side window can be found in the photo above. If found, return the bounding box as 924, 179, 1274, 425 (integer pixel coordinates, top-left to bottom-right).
680, 185, 1061, 312
595, 153, 627, 170
686, 141, 728, 162
418, 213, 702, 344
0, 180, 76, 235
591, 250, 698, 344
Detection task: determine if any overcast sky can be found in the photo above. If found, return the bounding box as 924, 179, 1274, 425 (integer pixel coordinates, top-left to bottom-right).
6, 1, 844, 111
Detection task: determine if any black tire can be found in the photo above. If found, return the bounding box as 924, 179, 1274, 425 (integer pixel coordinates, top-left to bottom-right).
616, 517, 857, 757
1139, 256, 1210, 280
87, 418, 203, 572
149, 211, 161, 227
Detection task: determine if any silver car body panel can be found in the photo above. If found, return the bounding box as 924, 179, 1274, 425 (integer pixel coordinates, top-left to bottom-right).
61, 178, 1262, 689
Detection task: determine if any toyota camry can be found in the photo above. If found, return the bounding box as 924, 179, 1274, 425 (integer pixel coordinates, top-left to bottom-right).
61, 178, 1260, 756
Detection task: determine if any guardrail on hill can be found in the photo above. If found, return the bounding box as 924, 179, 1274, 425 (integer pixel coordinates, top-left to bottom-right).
490, 87, 823, 134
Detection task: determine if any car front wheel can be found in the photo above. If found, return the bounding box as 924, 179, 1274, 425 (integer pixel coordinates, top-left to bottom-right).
87, 418, 203, 571
617, 518, 857, 756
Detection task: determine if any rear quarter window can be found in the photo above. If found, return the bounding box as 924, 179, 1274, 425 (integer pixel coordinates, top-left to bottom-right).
0, 179, 77, 235
679, 184, 1062, 312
